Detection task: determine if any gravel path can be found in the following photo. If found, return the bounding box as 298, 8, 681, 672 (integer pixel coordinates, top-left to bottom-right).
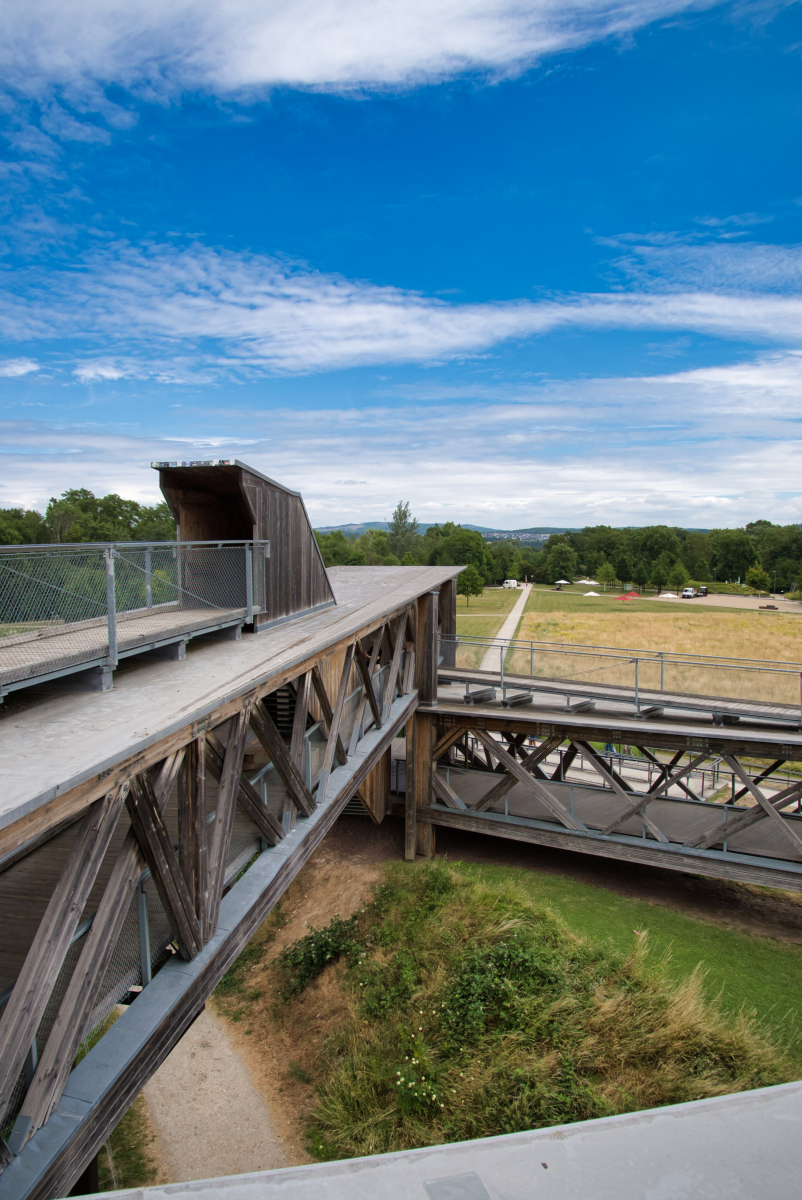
479, 583, 531, 671
143, 1007, 290, 1183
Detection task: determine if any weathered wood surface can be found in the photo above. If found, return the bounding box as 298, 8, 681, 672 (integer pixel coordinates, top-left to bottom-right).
3, 691, 418, 1200
0, 566, 460, 859
0, 790, 127, 1123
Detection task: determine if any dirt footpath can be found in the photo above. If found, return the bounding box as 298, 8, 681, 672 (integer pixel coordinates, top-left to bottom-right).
143, 1006, 291, 1182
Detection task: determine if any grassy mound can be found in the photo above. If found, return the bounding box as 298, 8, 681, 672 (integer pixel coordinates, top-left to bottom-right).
273, 860, 789, 1159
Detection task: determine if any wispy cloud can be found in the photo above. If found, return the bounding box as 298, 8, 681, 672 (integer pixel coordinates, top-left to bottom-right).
0, 356, 39, 376
2, 351, 801, 526
0, 0, 723, 102
2, 241, 802, 379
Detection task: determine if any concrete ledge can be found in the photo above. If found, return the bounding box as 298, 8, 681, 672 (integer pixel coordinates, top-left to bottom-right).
92, 1079, 802, 1200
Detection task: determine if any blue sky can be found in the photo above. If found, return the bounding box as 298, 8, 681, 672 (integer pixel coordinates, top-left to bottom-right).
0, 0, 801, 528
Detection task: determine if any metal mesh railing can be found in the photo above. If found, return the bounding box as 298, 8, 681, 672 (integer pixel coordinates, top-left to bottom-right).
441, 634, 802, 716
0, 540, 269, 690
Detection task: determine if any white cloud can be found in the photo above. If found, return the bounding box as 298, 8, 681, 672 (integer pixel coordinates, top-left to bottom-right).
0, 0, 719, 99
3, 243, 802, 379
0, 356, 39, 376
2, 351, 801, 526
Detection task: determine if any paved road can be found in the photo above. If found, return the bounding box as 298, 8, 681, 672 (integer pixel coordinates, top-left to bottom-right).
479, 583, 532, 671
653, 593, 802, 613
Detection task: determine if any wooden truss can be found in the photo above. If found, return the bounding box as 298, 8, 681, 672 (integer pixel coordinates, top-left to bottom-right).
407, 716, 802, 874
0, 603, 421, 1162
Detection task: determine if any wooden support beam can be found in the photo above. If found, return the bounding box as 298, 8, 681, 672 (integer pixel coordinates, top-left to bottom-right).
401, 640, 415, 695
178, 741, 206, 939
406, 709, 435, 858
382, 611, 408, 721
417, 591, 438, 707
205, 731, 285, 846
316, 644, 356, 801
691, 779, 802, 849
17, 749, 188, 1144
205, 710, 250, 935
721, 755, 802, 857
431, 769, 467, 810
638, 746, 707, 804
574, 741, 671, 843
349, 629, 385, 754
432, 727, 466, 761
0, 787, 128, 1128
127, 774, 203, 961
472, 729, 586, 831
552, 742, 578, 782
289, 671, 312, 768
473, 735, 563, 812
249, 703, 316, 818
311, 665, 348, 766
730, 759, 786, 805
354, 638, 383, 732
598, 748, 709, 838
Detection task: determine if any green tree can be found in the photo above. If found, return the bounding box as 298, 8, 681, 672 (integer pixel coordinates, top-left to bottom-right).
668, 560, 689, 590
597, 561, 616, 591
614, 551, 634, 587
745, 565, 771, 594
457, 564, 484, 606
427, 524, 494, 582
649, 551, 673, 594
632, 558, 650, 592
388, 501, 419, 560
694, 558, 712, 582
545, 541, 578, 584
709, 529, 758, 582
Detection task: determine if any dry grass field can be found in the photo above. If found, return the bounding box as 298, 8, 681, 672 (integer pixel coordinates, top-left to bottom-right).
515, 587, 802, 662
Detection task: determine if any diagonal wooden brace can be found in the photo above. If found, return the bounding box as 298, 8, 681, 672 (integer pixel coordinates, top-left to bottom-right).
316, 644, 355, 801
249, 702, 316, 818
473, 735, 563, 812
16, 753, 184, 1143
0, 786, 128, 1129
720, 756, 802, 857
206, 730, 285, 845
472, 729, 586, 831
127, 773, 203, 960
311, 665, 348, 766
691, 779, 802, 849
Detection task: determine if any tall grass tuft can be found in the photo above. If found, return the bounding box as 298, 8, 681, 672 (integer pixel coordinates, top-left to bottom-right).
273, 860, 789, 1160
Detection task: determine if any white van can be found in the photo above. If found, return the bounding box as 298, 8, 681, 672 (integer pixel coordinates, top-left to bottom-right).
502, 579, 518, 589
682, 587, 697, 599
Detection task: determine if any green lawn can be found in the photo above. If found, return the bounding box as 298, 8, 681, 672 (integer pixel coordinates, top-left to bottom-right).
452, 861, 802, 1074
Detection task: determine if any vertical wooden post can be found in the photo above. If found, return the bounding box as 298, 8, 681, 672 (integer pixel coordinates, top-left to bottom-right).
439, 577, 457, 669
405, 589, 439, 860
417, 590, 439, 708
178, 738, 207, 941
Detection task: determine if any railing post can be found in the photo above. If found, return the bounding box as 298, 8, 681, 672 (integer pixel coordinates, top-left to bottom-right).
634, 658, 639, 713
105, 548, 118, 668
530, 641, 534, 676
145, 548, 152, 609
245, 542, 254, 623
660, 652, 664, 692
137, 880, 151, 987
500, 643, 505, 697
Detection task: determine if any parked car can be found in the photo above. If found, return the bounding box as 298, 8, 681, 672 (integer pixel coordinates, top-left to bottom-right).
681, 587, 697, 599
699, 586, 708, 596
502, 579, 518, 589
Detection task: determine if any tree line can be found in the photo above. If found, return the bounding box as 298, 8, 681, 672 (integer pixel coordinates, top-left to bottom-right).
0, 489, 176, 545
315, 505, 802, 593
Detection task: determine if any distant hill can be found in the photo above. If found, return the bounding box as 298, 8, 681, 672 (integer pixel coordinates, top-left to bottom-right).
314, 521, 581, 542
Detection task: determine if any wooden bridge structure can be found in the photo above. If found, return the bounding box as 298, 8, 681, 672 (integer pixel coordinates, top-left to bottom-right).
0, 462, 801, 1199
